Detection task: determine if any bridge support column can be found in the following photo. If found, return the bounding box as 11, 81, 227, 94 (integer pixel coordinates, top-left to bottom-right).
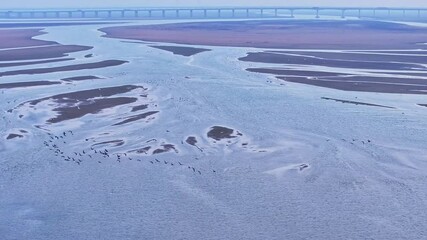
82, 11, 86, 18
55, 12, 60, 18
232, 9, 235, 18
274, 9, 278, 17
108, 11, 112, 18
42, 12, 47, 18
204, 9, 207, 18
290, 9, 294, 18
246, 9, 249, 17
403, 9, 406, 17
95, 11, 99, 18
121, 10, 125, 18
315, 9, 320, 18
149, 10, 152, 18
176, 9, 179, 18
358, 9, 361, 18
418, 9, 421, 18
341, 9, 345, 18
217, 9, 221, 18
162, 10, 165, 18
261, 9, 264, 17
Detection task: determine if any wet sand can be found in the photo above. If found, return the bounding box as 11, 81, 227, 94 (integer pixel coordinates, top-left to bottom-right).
0, 60, 127, 77
150, 45, 211, 57
100, 20, 427, 50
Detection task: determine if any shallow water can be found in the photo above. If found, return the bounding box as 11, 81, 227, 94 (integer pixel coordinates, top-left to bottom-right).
1, 19, 427, 240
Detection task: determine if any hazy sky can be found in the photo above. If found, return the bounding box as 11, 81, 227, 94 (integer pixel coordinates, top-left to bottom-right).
3, 0, 427, 9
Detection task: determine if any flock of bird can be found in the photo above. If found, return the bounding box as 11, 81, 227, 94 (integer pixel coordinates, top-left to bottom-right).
42, 131, 216, 175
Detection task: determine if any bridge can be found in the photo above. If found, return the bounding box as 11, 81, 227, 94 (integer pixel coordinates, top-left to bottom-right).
0, 7, 426, 19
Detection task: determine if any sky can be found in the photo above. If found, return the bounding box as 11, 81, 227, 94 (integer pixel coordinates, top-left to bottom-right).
2, 0, 427, 9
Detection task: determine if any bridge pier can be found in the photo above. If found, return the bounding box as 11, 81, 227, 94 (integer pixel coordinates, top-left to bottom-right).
341, 9, 345, 18
358, 9, 361, 18
162, 10, 166, 18
274, 9, 278, 17
290, 9, 294, 18
261, 9, 264, 17
246, 9, 249, 17
315, 8, 320, 18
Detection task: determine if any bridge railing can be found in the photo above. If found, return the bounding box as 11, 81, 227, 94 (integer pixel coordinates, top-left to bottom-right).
0, 7, 426, 19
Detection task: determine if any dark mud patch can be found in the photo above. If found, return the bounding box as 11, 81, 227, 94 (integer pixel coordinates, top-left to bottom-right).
48, 97, 138, 123
100, 20, 427, 50
26, 85, 143, 106
247, 68, 343, 77
277, 76, 427, 94
322, 97, 395, 109
0, 80, 61, 89
130, 146, 152, 154
0, 60, 128, 77
0, 58, 74, 68
6, 133, 23, 140
418, 104, 427, 107
207, 126, 242, 141
92, 140, 125, 147
153, 144, 177, 154
61, 75, 102, 82
15, 85, 145, 124
150, 45, 211, 57
0, 45, 92, 61
0, 29, 56, 49
84, 54, 93, 58
131, 104, 149, 112
113, 111, 158, 126
186, 136, 198, 146
240, 52, 423, 71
